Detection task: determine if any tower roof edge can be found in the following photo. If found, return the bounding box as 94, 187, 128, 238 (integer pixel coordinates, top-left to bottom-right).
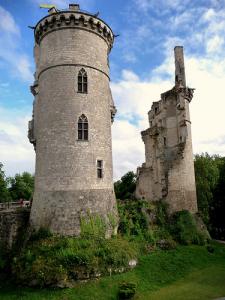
34, 8, 114, 50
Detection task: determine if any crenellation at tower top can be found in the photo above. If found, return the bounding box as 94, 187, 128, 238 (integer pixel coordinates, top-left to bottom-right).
34, 4, 114, 49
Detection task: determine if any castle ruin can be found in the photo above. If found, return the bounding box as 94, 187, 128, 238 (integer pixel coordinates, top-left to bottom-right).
135, 47, 198, 213
28, 4, 117, 235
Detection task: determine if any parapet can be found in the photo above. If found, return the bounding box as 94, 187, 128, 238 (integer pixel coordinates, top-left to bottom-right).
34, 4, 114, 51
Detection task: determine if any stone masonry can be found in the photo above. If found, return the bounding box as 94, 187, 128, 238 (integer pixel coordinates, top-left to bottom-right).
28, 4, 117, 235
136, 47, 198, 213
0, 209, 30, 250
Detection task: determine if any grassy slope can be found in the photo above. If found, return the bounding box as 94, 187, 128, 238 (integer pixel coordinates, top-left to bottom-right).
1, 242, 225, 300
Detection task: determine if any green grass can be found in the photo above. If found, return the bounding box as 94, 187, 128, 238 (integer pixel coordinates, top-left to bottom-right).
1, 242, 225, 300
145, 265, 225, 300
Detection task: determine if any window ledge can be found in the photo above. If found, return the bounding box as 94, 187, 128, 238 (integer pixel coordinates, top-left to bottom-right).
77, 139, 89, 142
77, 91, 88, 94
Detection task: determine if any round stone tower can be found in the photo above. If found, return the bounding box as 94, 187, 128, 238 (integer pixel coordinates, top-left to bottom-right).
28, 4, 117, 235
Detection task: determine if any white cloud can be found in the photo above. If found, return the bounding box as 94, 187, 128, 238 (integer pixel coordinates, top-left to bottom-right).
0, 106, 35, 177
111, 53, 225, 179
0, 6, 33, 82
206, 35, 224, 54
16, 56, 34, 82
112, 120, 144, 179
0, 6, 20, 35
134, 0, 191, 13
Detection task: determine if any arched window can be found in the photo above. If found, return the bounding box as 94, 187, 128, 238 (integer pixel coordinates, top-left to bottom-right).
78, 68, 87, 93
78, 114, 88, 140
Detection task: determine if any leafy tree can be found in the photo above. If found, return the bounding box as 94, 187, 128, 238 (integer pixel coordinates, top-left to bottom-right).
114, 171, 136, 200
0, 162, 11, 202
210, 157, 225, 239
9, 172, 34, 201
194, 153, 219, 226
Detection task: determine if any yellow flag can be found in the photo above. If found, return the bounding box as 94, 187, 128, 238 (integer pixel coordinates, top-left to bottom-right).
40, 4, 56, 9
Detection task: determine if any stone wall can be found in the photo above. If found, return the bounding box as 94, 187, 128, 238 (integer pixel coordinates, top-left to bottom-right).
0, 209, 30, 250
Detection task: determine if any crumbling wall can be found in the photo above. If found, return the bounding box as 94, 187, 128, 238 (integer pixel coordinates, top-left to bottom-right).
136, 47, 198, 214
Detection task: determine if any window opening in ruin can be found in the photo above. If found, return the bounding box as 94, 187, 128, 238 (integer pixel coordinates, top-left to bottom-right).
78, 114, 88, 140
97, 160, 103, 178
155, 107, 158, 114
164, 137, 166, 146
78, 68, 88, 93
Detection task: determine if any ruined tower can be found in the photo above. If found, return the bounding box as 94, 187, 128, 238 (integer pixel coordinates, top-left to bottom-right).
28, 4, 117, 235
136, 47, 198, 213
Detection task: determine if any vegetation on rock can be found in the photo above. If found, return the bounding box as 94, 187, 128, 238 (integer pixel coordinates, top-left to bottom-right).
12, 221, 138, 287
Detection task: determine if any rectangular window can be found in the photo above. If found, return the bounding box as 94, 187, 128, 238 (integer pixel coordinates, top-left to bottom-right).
97, 160, 103, 178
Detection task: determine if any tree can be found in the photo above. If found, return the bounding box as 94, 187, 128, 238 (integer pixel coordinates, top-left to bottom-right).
114, 171, 136, 200
0, 162, 11, 203
194, 153, 219, 226
210, 157, 225, 239
9, 172, 34, 201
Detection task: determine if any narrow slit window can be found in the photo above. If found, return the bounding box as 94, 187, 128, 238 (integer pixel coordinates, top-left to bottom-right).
97, 160, 103, 178
78, 68, 88, 93
78, 114, 88, 141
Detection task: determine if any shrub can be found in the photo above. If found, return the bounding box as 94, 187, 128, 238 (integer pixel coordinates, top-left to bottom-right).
169, 210, 207, 245
118, 282, 137, 299
117, 199, 149, 237
155, 200, 169, 227
206, 245, 215, 253
29, 227, 53, 242
80, 213, 107, 239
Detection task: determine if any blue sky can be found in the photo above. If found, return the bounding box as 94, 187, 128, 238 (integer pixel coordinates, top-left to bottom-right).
0, 0, 225, 179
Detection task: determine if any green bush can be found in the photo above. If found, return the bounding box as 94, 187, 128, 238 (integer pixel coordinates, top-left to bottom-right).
118, 281, 137, 299
118, 199, 149, 237
117, 199, 176, 249
155, 200, 169, 227
206, 245, 215, 253
169, 210, 207, 245
29, 227, 53, 242
80, 214, 107, 239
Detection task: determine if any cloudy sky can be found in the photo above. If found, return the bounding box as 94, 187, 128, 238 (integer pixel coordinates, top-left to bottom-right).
0, 0, 225, 179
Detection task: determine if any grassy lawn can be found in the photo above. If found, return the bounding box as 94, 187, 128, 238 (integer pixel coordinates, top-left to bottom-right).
0, 242, 225, 300
141, 265, 225, 300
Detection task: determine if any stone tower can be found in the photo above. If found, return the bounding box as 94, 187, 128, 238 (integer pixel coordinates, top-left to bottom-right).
28, 4, 117, 235
136, 47, 198, 213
